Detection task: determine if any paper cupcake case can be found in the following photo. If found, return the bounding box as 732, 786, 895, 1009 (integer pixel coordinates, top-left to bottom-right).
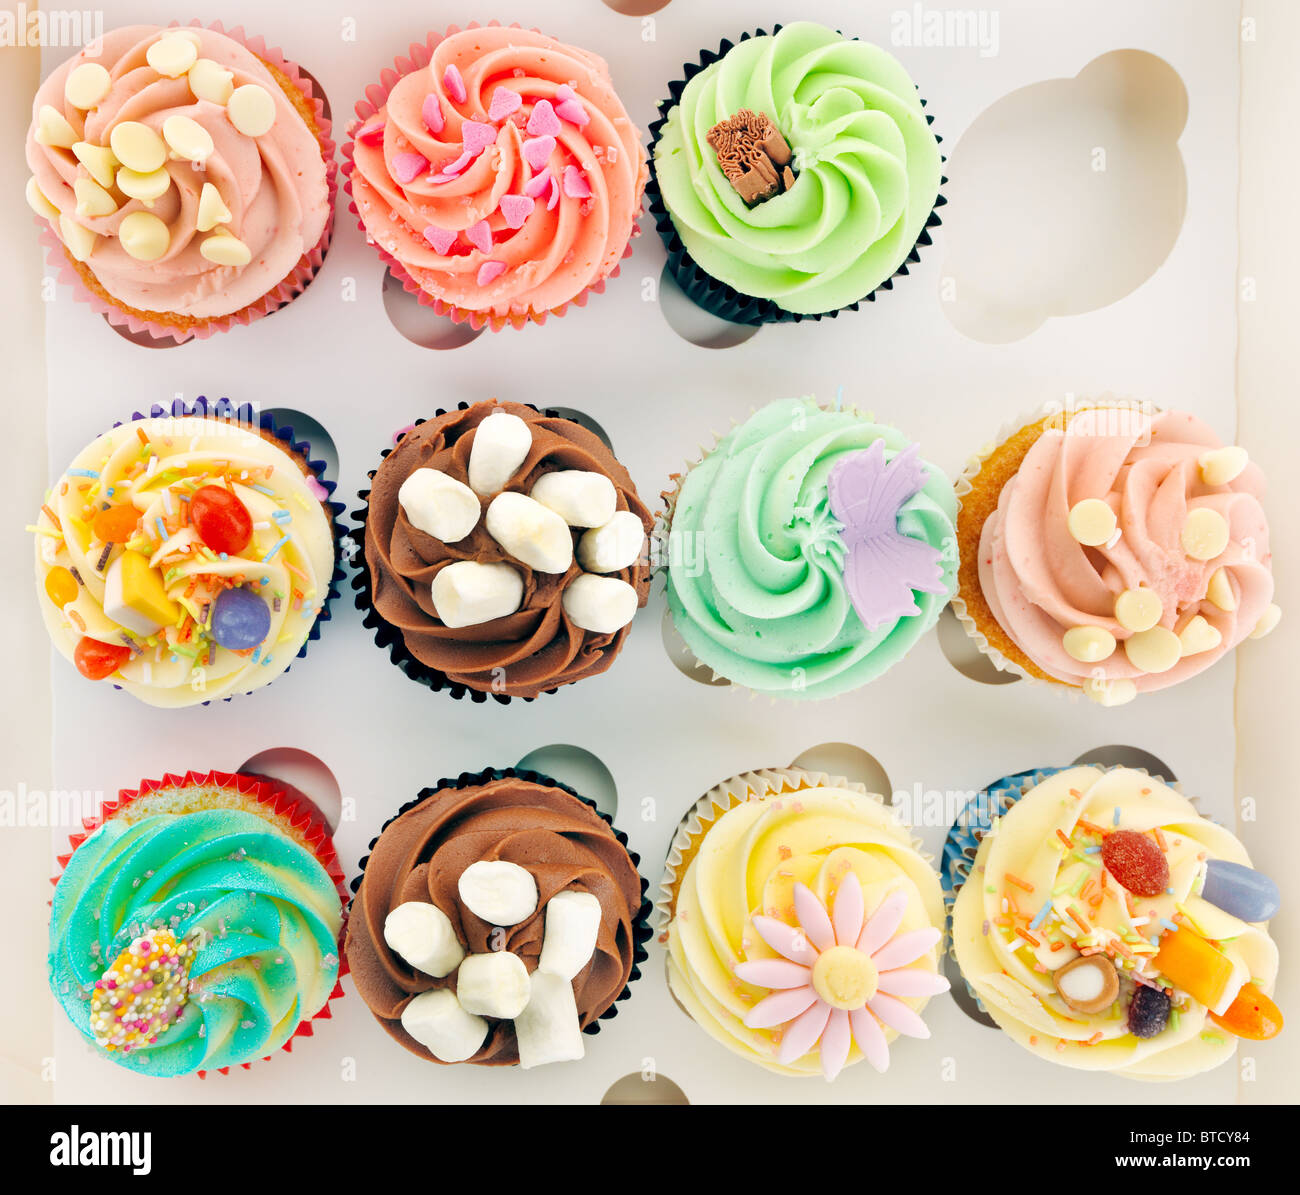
38, 20, 337, 345
645, 26, 947, 327
340, 21, 642, 334
50, 768, 349, 1077
349, 765, 654, 1038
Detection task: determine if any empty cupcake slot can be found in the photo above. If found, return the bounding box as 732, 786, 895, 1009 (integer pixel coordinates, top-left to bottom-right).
544, 406, 615, 453
937, 605, 1021, 686
235, 746, 343, 831
600, 1071, 690, 1104
381, 270, 486, 349
262, 407, 339, 479
657, 264, 762, 349
661, 607, 730, 687
789, 742, 892, 799
941, 49, 1187, 343
515, 745, 619, 820
1071, 745, 1177, 784
945, 952, 1000, 1028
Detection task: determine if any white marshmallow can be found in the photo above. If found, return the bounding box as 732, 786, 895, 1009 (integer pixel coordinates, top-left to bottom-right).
101, 554, 165, 636
383, 901, 464, 978
431, 561, 523, 628
538, 891, 602, 981
457, 860, 538, 926
577, 511, 645, 574
398, 467, 481, 543
530, 471, 618, 528
468, 411, 533, 496
485, 492, 574, 573
455, 951, 531, 1019
514, 970, 585, 1069
400, 988, 488, 1063
562, 574, 638, 634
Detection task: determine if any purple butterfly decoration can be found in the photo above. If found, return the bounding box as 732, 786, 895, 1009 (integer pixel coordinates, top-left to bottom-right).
827, 440, 946, 631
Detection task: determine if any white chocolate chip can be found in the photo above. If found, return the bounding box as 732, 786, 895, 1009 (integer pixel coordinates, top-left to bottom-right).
537, 891, 602, 981
457, 860, 538, 926
72, 141, 118, 187
64, 62, 111, 110
1181, 508, 1229, 561
1178, 614, 1222, 656
430, 560, 523, 628
530, 470, 617, 528
1205, 567, 1236, 612
188, 58, 234, 105
1114, 586, 1162, 633
73, 176, 116, 219
514, 970, 585, 1069
199, 230, 252, 267
383, 901, 464, 978
1066, 498, 1117, 547
146, 32, 198, 78
116, 166, 172, 206
118, 211, 170, 261
162, 114, 213, 163
400, 988, 487, 1063
468, 411, 533, 496
195, 182, 231, 232
485, 491, 574, 573
1124, 625, 1182, 674
25, 176, 59, 221
1199, 446, 1249, 486
1250, 603, 1281, 639
57, 213, 97, 261
455, 952, 531, 1019
109, 121, 166, 173
1081, 676, 1138, 707
577, 511, 645, 574
398, 468, 481, 543
1062, 625, 1116, 663
36, 104, 78, 149
561, 573, 638, 634
227, 84, 276, 136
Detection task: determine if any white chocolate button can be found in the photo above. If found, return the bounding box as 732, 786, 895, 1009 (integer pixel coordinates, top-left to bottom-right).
457, 860, 538, 926
1205, 567, 1236, 612
468, 411, 533, 496
188, 58, 234, 105
36, 104, 78, 149
1178, 614, 1222, 656
25, 176, 60, 221
577, 511, 645, 574
195, 182, 231, 232
162, 114, 213, 163
1114, 587, 1162, 633
64, 62, 111, 110
1062, 625, 1116, 663
109, 121, 166, 173
430, 560, 523, 628
199, 230, 252, 267
530, 470, 618, 528
562, 574, 638, 634
1081, 676, 1138, 707
118, 211, 170, 261
1250, 603, 1281, 639
1067, 498, 1117, 547
1124, 625, 1182, 674
1199, 446, 1249, 486
485, 491, 574, 573
146, 32, 198, 78
57, 213, 97, 261
227, 84, 276, 136
116, 166, 171, 206
1181, 508, 1230, 561
72, 141, 118, 187
73, 176, 116, 218
455, 952, 531, 1019
400, 989, 487, 1063
383, 901, 464, 978
398, 468, 481, 543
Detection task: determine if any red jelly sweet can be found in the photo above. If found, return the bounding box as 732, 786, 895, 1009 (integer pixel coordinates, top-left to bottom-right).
190, 485, 253, 555
1101, 829, 1170, 897
73, 636, 131, 680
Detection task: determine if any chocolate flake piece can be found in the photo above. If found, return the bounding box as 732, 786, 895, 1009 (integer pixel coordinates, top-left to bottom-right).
707, 109, 797, 206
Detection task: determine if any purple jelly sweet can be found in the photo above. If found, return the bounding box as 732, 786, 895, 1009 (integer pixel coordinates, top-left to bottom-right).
1201, 859, 1280, 923
210, 586, 272, 651
1128, 984, 1171, 1039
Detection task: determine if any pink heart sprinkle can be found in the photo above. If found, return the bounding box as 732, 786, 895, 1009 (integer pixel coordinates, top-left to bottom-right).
357, 119, 386, 146
464, 219, 492, 254
526, 99, 561, 137
422, 94, 444, 135
461, 120, 496, 157
555, 99, 589, 127
555, 84, 576, 103
423, 225, 457, 255
523, 169, 551, 199
522, 135, 555, 172
499, 194, 534, 229
488, 87, 522, 122
547, 173, 561, 211
563, 165, 591, 199
391, 152, 429, 184
442, 63, 466, 105
476, 260, 507, 286
438, 149, 473, 177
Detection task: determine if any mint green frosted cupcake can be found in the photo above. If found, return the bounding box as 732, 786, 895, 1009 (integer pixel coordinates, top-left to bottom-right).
648, 22, 943, 325
663, 397, 957, 699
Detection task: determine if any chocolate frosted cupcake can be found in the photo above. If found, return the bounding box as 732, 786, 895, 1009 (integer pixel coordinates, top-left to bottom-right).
345, 769, 651, 1068
353, 401, 652, 701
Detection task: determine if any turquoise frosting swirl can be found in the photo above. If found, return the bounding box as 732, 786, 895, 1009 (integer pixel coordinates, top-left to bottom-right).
665, 398, 956, 698
49, 809, 342, 1076
654, 22, 942, 314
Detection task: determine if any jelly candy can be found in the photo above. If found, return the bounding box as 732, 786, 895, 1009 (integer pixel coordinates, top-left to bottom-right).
1152, 926, 1233, 1008
1209, 982, 1283, 1041
1128, 983, 1171, 1038
73, 636, 131, 680
1101, 829, 1169, 896
190, 485, 253, 555
1201, 859, 1280, 923
210, 586, 271, 650
44, 566, 78, 608
91, 504, 140, 543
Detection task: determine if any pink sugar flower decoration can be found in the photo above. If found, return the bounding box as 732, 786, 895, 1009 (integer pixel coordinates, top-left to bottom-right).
391, 152, 429, 184
734, 874, 948, 1081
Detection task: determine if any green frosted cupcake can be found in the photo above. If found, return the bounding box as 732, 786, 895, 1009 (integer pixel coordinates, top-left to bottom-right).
663, 397, 957, 699
648, 23, 943, 324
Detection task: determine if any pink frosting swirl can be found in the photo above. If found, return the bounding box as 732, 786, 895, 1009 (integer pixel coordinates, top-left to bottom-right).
348, 26, 646, 321
978, 408, 1274, 692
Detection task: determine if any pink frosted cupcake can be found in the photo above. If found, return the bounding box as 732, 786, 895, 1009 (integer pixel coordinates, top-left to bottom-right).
345, 23, 647, 331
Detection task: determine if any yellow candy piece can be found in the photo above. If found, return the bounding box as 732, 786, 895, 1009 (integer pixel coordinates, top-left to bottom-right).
1124, 625, 1181, 674
162, 114, 213, 163
227, 84, 276, 137
36, 104, 78, 149
1115, 586, 1162, 632
104, 550, 180, 635
1198, 446, 1249, 487
1067, 498, 1117, 547
200, 230, 252, 267
25, 176, 60, 221
1081, 676, 1137, 707
1063, 625, 1116, 663
1152, 926, 1234, 1009
188, 58, 234, 105
146, 32, 198, 78
116, 166, 172, 206
72, 140, 118, 188
1205, 567, 1236, 612
73, 176, 116, 219
1178, 614, 1222, 656
64, 62, 111, 110
118, 211, 170, 261
1181, 508, 1229, 561
1250, 603, 1281, 640
58, 213, 97, 261
195, 182, 231, 232
44, 566, 79, 608
109, 121, 166, 173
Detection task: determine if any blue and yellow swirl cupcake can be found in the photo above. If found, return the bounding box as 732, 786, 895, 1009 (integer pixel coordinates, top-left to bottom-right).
49, 769, 346, 1076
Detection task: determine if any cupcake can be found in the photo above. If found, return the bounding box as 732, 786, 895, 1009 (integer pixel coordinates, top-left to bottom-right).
664, 396, 956, 699
954, 402, 1281, 705
658, 768, 949, 1081
345, 768, 651, 1068
49, 769, 347, 1076
345, 23, 646, 331
25, 23, 334, 342
946, 765, 1283, 1080
648, 22, 943, 324
353, 400, 652, 701
32, 399, 340, 707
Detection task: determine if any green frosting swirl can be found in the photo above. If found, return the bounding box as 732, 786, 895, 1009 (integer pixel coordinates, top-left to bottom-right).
49, 809, 342, 1076
654, 22, 942, 314
665, 397, 956, 699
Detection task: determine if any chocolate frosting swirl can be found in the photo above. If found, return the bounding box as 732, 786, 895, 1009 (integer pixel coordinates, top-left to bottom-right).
345, 775, 645, 1066
362, 401, 651, 698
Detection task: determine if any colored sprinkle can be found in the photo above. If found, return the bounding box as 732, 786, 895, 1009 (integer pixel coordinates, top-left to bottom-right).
1056, 829, 1075, 849
1005, 873, 1034, 893
67, 468, 99, 479
1029, 901, 1052, 931
261, 534, 289, 563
